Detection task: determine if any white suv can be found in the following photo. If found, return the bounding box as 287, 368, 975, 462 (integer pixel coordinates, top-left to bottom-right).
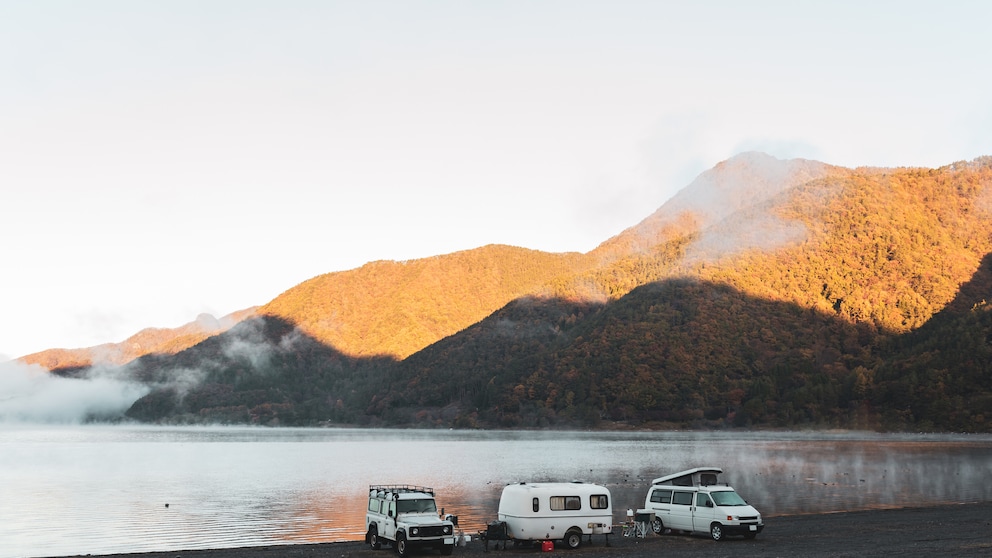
366, 485, 456, 556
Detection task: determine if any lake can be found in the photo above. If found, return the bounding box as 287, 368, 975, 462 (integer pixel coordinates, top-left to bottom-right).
2, 425, 990, 558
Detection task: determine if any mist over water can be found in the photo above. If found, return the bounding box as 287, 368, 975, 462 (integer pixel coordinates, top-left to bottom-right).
1, 426, 990, 558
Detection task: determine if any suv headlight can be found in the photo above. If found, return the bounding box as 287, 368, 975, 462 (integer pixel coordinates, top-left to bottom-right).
411, 528, 419, 536
444, 525, 452, 534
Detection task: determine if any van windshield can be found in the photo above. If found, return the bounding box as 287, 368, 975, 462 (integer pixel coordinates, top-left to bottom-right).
710, 491, 748, 506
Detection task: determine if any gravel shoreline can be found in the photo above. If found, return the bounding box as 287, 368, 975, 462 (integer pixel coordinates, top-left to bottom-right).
49, 502, 992, 558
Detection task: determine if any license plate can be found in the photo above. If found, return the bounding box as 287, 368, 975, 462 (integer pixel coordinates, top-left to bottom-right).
444, 537, 455, 544
749, 525, 757, 531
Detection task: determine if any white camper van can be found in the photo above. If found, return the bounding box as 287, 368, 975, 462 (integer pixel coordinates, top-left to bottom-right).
497, 482, 613, 549
643, 467, 763, 541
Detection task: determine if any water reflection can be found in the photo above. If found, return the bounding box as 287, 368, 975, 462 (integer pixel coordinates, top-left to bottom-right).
1, 426, 990, 558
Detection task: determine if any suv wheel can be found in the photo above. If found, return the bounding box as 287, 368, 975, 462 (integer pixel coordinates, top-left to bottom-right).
368, 528, 381, 550
396, 533, 409, 557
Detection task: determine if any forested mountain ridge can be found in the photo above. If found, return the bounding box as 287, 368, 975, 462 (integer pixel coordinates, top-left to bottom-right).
383, 155, 992, 431
33, 152, 992, 431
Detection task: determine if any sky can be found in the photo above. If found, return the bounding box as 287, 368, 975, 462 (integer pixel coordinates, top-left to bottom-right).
2, 0, 991, 360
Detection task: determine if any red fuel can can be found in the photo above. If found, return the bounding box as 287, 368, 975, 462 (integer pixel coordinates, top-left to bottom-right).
541, 540, 554, 552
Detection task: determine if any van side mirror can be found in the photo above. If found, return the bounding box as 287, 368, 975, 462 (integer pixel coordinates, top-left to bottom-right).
705, 501, 713, 508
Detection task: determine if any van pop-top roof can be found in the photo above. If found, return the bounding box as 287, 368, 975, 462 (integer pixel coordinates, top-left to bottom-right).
651, 467, 723, 487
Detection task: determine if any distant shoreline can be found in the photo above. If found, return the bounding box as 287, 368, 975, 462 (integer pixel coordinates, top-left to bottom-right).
49, 502, 992, 558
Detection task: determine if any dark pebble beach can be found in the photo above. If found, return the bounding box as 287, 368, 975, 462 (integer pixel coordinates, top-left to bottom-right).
48, 502, 992, 558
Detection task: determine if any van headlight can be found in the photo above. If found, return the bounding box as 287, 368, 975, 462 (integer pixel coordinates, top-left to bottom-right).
726, 515, 737, 521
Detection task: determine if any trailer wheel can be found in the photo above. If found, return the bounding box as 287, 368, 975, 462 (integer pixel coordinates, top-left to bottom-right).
563, 529, 582, 549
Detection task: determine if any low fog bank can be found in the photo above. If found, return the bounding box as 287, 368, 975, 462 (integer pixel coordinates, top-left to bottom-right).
0, 318, 313, 425
0, 360, 149, 423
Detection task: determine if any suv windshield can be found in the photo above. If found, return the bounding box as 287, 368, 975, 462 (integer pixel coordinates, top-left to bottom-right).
396, 499, 438, 513
710, 491, 748, 506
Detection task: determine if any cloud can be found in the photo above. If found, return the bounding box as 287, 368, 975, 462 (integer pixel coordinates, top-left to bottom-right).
0, 360, 149, 423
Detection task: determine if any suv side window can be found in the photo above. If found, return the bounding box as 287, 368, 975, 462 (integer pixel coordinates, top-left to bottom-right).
368, 498, 381, 513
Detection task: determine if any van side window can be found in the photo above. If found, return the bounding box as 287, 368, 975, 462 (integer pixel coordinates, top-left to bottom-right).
700, 473, 717, 486
672, 491, 693, 505
532, 498, 539, 512
696, 493, 712, 507
650, 489, 672, 504
589, 494, 609, 509
550, 496, 582, 511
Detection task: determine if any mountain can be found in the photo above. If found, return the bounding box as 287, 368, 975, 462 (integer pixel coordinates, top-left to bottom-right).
30, 152, 992, 432
19, 308, 257, 371
257, 245, 592, 360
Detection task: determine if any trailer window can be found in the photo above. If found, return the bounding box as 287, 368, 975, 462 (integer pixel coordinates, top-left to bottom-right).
650, 489, 672, 504
589, 494, 609, 509
532, 498, 539, 512
550, 496, 582, 511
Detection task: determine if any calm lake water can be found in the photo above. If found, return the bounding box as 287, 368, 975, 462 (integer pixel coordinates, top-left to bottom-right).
2, 425, 991, 558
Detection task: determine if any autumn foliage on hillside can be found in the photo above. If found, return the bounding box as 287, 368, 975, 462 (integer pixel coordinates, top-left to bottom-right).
258, 245, 592, 359
64, 153, 992, 432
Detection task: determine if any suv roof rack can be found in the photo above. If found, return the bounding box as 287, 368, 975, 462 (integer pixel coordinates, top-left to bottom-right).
369, 484, 435, 496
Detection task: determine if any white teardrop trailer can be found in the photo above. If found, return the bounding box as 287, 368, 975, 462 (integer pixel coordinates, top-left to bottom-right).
492, 481, 614, 549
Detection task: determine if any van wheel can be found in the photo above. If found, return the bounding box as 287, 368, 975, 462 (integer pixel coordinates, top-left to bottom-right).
396, 534, 409, 556
368, 528, 382, 550
563, 529, 582, 549
710, 523, 724, 542
651, 517, 665, 535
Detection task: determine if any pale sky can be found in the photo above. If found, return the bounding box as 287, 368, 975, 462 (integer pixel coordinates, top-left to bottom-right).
2, 0, 991, 360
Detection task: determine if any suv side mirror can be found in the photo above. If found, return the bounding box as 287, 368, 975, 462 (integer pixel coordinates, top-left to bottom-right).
389, 510, 395, 518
